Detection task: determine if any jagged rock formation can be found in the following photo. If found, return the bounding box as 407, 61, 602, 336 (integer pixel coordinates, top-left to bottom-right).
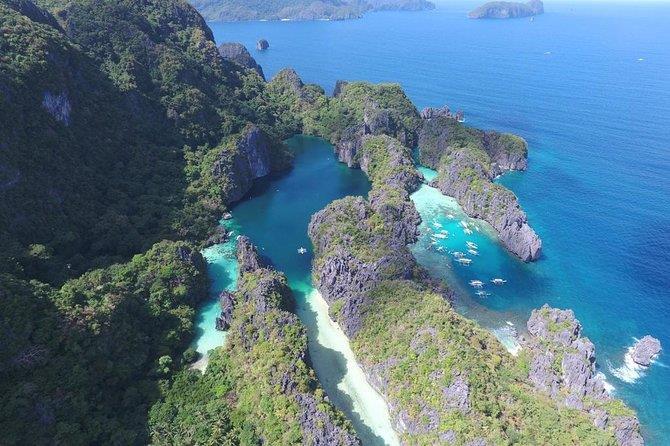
256, 38, 269, 50
211, 124, 273, 203
420, 105, 463, 122
309, 143, 624, 443
190, 0, 435, 22
630, 336, 662, 366
522, 305, 644, 445
316, 82, 422, 166
419, 115, 541, 261
215, 290, 235, 330
225, 236, 361, 445
218, 42, 265, 79
468, 0, 544, 19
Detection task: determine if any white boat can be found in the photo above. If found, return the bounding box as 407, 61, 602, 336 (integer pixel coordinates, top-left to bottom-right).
468, 249, 479, 256
434, 233, 447, 239
460, 221, 469, 229
297, 247, 307, 254
436, 246, 445, 252
456, 258, 472, 265
466, 241, 478, 250
475, 290, 490, 297
463, 228, 473, 235
469, 280, 484, 288
453, 251, 465, 258
491, 278, 507, 285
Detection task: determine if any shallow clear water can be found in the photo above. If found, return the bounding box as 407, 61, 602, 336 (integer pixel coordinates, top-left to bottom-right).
194, 136, 398, 445
210, 2, 670, 442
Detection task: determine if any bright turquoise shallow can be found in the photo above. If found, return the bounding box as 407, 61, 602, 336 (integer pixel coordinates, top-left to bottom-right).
210, 2, 670, 442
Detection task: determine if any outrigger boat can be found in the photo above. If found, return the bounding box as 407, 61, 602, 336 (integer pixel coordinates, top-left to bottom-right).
297, 247, 307, 254
469, 280, 484, 288
491, 278, 507, 285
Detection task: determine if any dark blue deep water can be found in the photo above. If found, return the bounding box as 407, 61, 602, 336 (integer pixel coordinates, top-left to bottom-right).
209, 2, 670, 442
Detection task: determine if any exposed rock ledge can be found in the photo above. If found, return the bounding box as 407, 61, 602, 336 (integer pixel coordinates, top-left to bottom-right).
522, 305, 644, 446
418, 114, 541, 261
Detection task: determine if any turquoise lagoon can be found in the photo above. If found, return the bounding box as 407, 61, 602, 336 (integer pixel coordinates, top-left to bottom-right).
193, 136, 399, 445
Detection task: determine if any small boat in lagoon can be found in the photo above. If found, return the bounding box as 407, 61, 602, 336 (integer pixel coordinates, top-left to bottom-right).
468, 249, 479, 256
491, 278, 507, 285
453, 251, 465, 258
466, 241, 478, 250
297, 247, 307, 254
469, 280, 484, 288
456, 258, 472, 265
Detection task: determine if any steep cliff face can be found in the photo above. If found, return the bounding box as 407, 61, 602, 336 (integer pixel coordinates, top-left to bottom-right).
419, 115, 541, 261
468, 0, 544, 19
522, 306, 644, 445
225, 236, 361, 445
211, 124, 274, 204
218, 42, 265, 79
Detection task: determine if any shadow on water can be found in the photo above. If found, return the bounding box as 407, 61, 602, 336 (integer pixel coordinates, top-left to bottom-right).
292, 285, 390, 446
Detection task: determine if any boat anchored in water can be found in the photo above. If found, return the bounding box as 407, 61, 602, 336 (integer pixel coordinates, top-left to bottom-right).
456, 258, 472, 265
491, 278, 507, 285
466, 241, 478, 250
298, 247, 307, 254
469, 280, 484, 288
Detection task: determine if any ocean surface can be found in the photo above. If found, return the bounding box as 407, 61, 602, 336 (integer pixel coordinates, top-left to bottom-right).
207, 2, 670, 443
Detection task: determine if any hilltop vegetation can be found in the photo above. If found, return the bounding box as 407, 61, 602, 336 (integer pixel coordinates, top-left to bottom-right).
0, 241, 208, 444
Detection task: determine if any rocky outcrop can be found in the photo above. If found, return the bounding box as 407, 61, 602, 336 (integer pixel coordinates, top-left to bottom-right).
419, 115, 541, 261
309, 196, 418, 336
333, 80, 349, 97
334, 103, 417, 167
227, 236, 360, 445
215, 290, 235, 331
256, 38, 269, 50
420, 105, 463, 122
42, 91, 71, 125
271, 68, 308, 98
468, 0, 544, 19
218, 42, 265, 79
523, 305, 643, 445
212, 124, 272, 204
630, 336, 661, 366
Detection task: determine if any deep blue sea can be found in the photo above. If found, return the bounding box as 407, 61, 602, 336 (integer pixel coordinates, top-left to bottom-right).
209, 2, 670, 442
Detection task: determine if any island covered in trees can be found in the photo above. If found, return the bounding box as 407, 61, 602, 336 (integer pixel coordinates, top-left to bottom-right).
468, 0, 544, 19
190, 0, 435, 22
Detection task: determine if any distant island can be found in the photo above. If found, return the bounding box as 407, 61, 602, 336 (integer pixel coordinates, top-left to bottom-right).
468, 0, 544, 19
190, 0, 435, 22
